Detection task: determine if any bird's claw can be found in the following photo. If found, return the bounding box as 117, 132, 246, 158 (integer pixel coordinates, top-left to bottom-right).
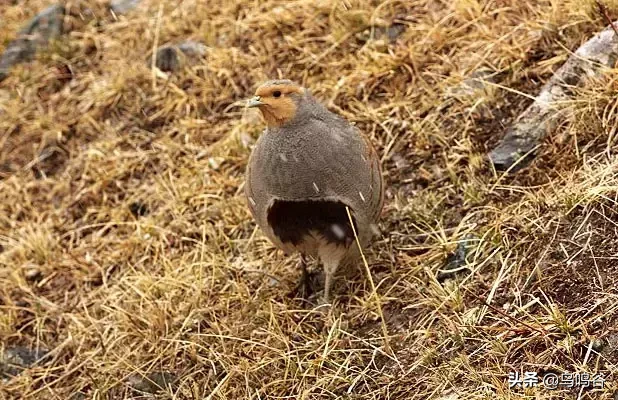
289, 257, 315, 300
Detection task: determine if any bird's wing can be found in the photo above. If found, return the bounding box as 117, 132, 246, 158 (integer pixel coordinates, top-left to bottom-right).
244, 129, 267, 222
360, 130, 385, 222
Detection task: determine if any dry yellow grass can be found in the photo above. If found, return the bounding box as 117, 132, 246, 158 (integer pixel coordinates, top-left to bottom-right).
1, 0, 618, 398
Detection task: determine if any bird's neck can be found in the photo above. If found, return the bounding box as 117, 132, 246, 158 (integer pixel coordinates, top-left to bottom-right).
262, 109, 291, 128
260, 98, 298, 128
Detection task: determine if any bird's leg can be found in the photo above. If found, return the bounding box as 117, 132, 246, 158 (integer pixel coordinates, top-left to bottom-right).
322, 272, 332, 304
294, 255, 312, 299
299, 254, 309, 288
321, 260, 338, 305
318, 245, 347, 305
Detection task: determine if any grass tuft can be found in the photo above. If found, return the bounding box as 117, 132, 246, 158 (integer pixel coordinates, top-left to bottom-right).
1, 0, 618, 398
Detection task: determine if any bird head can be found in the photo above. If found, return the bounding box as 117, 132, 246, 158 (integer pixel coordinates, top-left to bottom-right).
246, 80, 306, 128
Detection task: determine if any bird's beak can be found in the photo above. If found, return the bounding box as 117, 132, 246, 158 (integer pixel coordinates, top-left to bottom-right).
246, 96, 264, 108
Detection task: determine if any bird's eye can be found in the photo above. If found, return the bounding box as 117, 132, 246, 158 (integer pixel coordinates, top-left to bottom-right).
273, 90, 282, 98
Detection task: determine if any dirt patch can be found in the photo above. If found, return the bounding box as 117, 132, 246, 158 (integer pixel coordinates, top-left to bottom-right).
542, 207, 618, 312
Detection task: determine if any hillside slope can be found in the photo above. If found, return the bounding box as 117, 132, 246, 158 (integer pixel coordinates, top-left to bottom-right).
1, 0, 618, 399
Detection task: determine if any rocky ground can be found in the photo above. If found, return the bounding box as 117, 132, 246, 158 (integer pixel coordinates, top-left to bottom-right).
1, 0, 618, 399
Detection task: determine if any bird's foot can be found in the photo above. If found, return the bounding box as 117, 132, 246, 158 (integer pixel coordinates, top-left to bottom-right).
293, 271, 316, 300
316, 293, 332, 308
289, 256, 323, 303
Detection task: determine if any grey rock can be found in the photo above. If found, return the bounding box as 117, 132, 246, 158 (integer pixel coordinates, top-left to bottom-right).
0, 5, 65, 82
110, 0, 142, 14
20, 5, 65, 40
437, 234, 477, 281
375, 23, 406, 42
1, 346, 50, 378
488, 131, 539, 172
153, 41, 208, 72
376, 22, 406, 42
489, 21, 618, 172
592, 338, 605, 352
154, 46, 181, 72
177, 41, 208, 56
358, 23, 406, 44
127, 371, 177, 393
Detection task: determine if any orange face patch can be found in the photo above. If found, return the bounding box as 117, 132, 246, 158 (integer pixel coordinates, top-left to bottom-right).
253, 82, 305, 127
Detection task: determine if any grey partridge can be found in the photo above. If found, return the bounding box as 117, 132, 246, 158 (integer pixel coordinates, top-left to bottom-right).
244, 79, 384, 303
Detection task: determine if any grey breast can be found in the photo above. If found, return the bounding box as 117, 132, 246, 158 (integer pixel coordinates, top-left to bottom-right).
252, 116, 373, 220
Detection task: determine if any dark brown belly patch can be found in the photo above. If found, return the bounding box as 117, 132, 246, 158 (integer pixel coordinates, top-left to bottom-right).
267, 200, 357, 247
